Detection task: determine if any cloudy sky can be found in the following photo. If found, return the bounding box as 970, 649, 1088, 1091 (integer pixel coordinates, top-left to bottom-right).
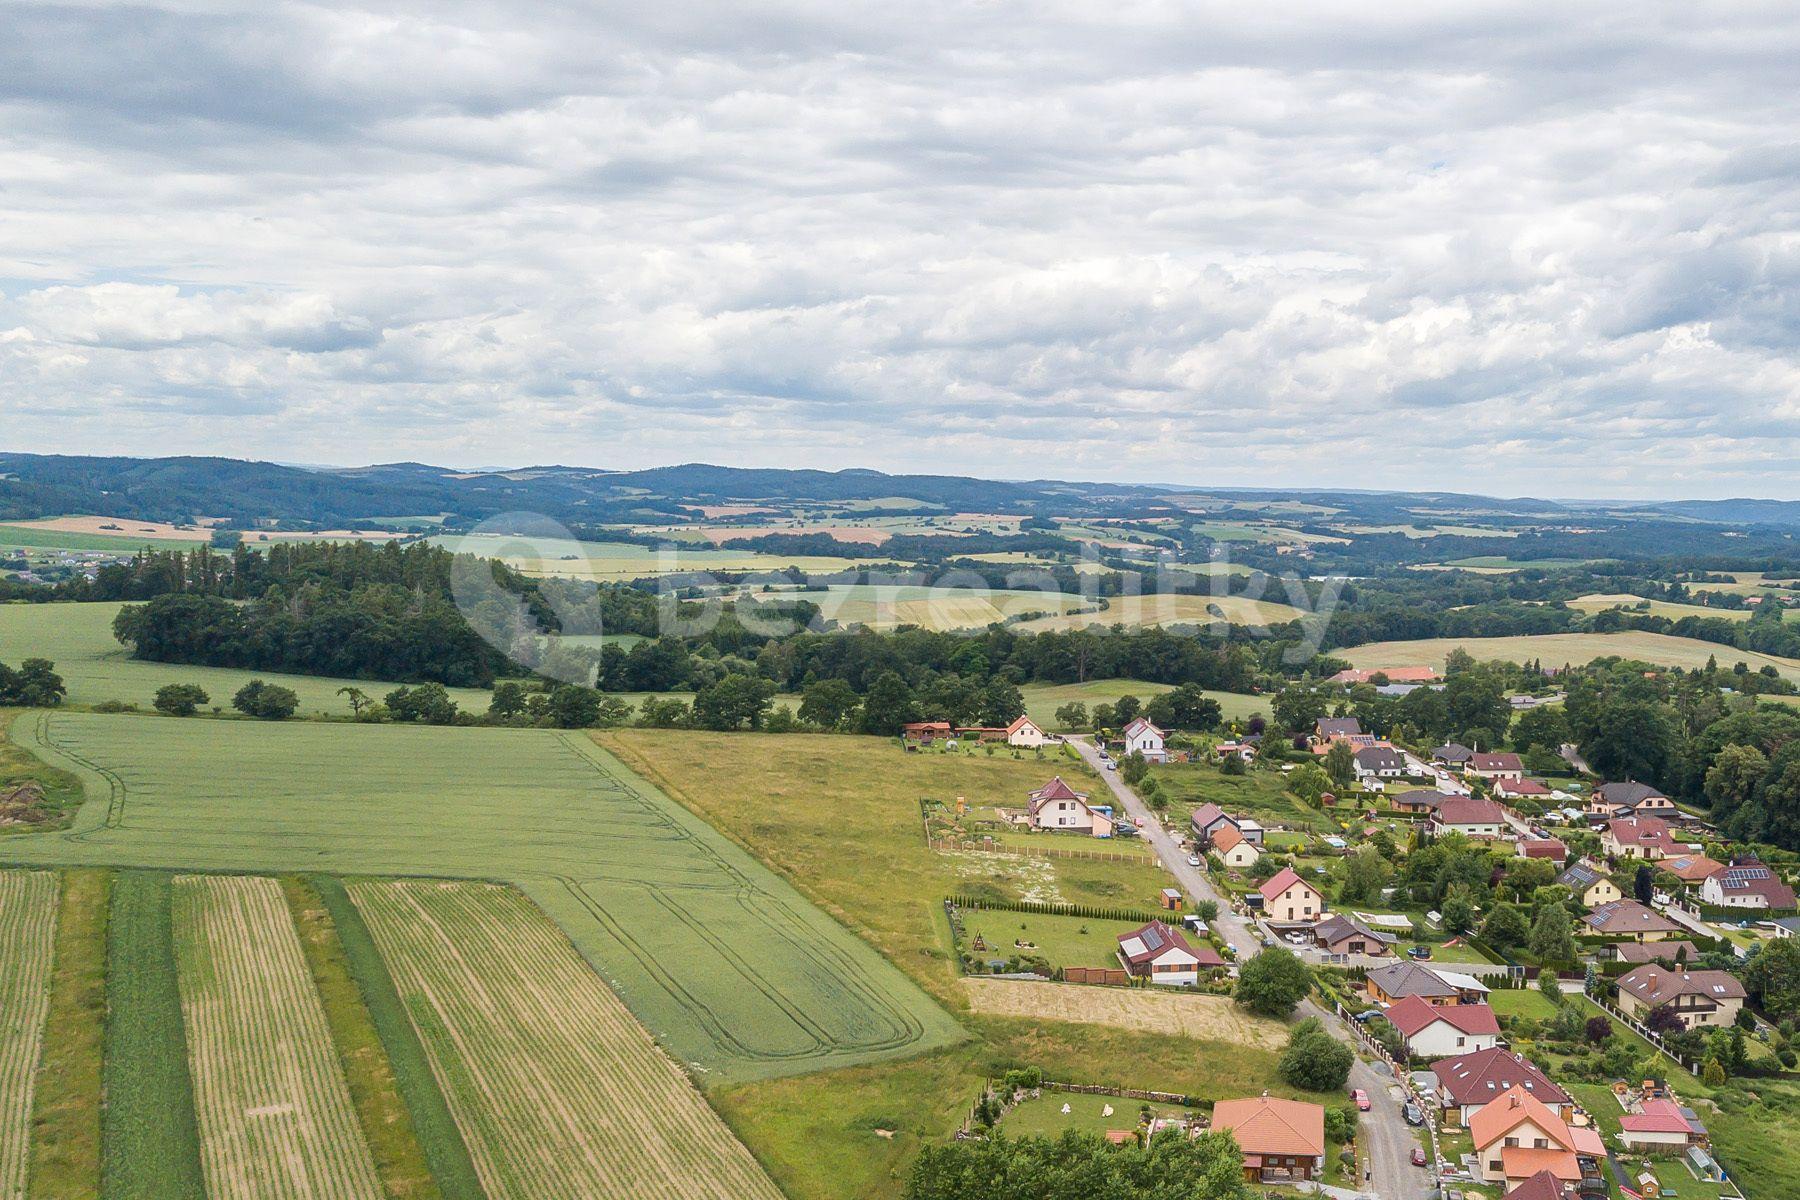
2, 1, 1798, 497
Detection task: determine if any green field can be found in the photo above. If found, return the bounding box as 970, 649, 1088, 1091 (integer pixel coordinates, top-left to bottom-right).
1016, 680, 1265, 729
0, 601, 493, 715
0, 711, 960, 1083
961, 911, 1143, 972
352, 880, 786, 1200
1013, 592, 1305, 633
1339, 631, 1800, 681
791, 583, 1091, 631
428, 533, 869, 581
0, 524, 200, 553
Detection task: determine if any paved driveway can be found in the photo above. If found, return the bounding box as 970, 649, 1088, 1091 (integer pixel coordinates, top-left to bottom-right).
1065, 738, 1427, 1199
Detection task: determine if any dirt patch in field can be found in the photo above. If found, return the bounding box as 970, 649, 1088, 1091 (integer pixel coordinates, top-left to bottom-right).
3, 515, 213, 540
961, 978, 1285, 1050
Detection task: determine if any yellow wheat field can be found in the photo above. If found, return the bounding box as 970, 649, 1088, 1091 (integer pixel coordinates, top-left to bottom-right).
349, 880, 784, 1200
0, 871, 57, 1199
173, 875, 383, 1200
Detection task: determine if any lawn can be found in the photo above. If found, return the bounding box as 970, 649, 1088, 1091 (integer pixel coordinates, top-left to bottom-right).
1488, 988, 1561, 1020
1147, 760, 1324, 832
1, 712, 959, 1084
1339, 632, 1800, 682
961, 911, 1143, 972
1016, 680, 1266, 729
1000, 1092, 1196, 1138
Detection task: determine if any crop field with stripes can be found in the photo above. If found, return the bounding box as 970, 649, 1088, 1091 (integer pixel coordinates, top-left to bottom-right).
173, 875, 383, 1200
352, 880, 787, 1200
1, 711, 960, 1083
0, 871, 57, 1198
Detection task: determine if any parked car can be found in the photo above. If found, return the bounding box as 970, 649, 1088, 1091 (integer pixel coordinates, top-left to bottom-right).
1186, 855, 1202, 867
1103, 760, 1116, 771
1352, 1089, 1371, 1111
1408, 945, 1433, 960
1412, 1148, 1428, 1167
1403, 1103, 1423, 1126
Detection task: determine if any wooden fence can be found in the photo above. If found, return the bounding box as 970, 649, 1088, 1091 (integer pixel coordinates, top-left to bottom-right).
1062, 966, 1131, 986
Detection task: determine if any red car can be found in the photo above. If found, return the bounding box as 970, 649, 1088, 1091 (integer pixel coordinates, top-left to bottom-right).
1351, 1089, 1370, 1111
1412, 1148, 1428, 1167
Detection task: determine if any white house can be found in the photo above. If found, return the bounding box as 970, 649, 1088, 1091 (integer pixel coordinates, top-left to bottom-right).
1021, 777, 1111, 837
1116, 920, 1224, 985
1353, 746, 1409, 780
1698, 860, 1797, 909
1257, 867, 1325, 923
1212, 824, 1261, 869
1005, 715, 1055, 748
1384, 996, 1502, 1059
1120, 717, 1167, 763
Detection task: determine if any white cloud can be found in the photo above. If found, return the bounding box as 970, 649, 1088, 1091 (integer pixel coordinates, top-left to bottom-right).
0, 0, 1797, 496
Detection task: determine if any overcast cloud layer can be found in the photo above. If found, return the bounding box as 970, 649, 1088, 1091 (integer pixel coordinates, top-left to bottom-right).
2, 1, 1799, 497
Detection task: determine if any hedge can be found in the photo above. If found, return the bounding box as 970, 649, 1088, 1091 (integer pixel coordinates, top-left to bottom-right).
948, 895, 1171, 924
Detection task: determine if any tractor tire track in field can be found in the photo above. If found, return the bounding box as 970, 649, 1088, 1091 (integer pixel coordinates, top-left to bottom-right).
172, 875, 384, 1200
350, 880, 786, 1200
0, 871, 57, 1200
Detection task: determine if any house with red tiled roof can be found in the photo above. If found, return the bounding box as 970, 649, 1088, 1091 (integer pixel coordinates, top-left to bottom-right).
1257, 867, 1325, 923
1429, 797, 1509, 839
1494, 778, 1553, 801
1116, 919, 1224, 985
1661, 855, 1726, 886
1211, 1095, 1326, 1183
1211, 824, 1260, 869
1602, 816, 1686, 861
1383, 995, 1501, 1059
1432, 1047, 1570, 1127
1519, 838, 1568, 864
1503, 1168, 1569, 1200
1699, 858, 1797, 910
1004, 715, 1055, 748
1619, 1098, 1708, 1151
1471, 1085, 1601, 1190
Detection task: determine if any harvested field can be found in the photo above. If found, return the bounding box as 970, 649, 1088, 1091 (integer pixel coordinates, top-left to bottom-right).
0, 871, 57, 1197
174, 875, 383, 1200
1338, 631, 1800, 681
960, 978, 1287, 1050
0, 516, 213, 541
1013, 592, 1305, 633
350, 880, 786, 1200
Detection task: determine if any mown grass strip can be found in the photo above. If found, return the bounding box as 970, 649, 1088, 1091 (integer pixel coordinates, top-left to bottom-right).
313, 877, 485, 1200
0, 871, 59, 1196
26, 867, 107, 1199
103, 870, 205, 1200
282, 876, 444, 1200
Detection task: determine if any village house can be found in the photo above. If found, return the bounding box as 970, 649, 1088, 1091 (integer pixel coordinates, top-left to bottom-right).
1256, 867, 1325, 923
1609, 940, 1702, 966
901, 720, 955, 743
1602, 816, 1686, 861
1593, 781, 1677, 819
1503, 1169, 1571, 1200
1115, 919, 1223, 985
1210, 1095, 1326, 1183
1211, 824, 1261, 869
1190, 803, 1238, 845
1471, 1085, 1607, 1191
1119, 716, 1168, 763
1618, 1098, 1709, 1152
1615, 966, 1746, 1029
1493, 778, 1554, 802
1433, 742, 1475, 768
1556, 861, 1622, 909
1019, 777, 1112, 837
1466, 752, 1525, 781
1392, 789, 1452, 815
1699, 859, 1797, 909
1429, 796, 1510, 840
1311, 913, 1393, 956
1353, 745, 1409, 781
1365, 960, 1490, 1006
1004, 715, 1055, 748
1582, 899, 1683, 943
1312, 716, 1368, 749
1431, 1047, 1571, 1128
1518, 838, 1568, 865
1329, 666, 1442, 685
1660, 855, 1726, 888
1383, 995, 1502, 1058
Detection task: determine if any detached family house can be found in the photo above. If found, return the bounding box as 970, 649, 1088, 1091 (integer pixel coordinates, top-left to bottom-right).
1257, 867, 1324, 923
1582, 899, 1683, 943
1471, 1086, 1606, 1192
1429, 797, 1509, 840
1466, 752, 1525, 781
1116, 920, 1224, 985
1619, 1099, 1709, 1151
1004, 715, 1055, 748
1353, 746, 1409, 781
1120, 717, 1167, 763
1432, 1047, 1571, 1128
1312, 913, 1393, 956
1603, 816, 1685, 861
1699, 859, 1797, 910
1392, 789, 1452, 815
1593, 781, 1677, 819
1212, 824, 1261, 869
1556, 861, 1621, 909
1021, 777, 1111, 837
1615, 966, 1745, 1030
1365, 960, 1490, 1006
1384, 995, 1502, 1059
1210, 1095, 1326, 1184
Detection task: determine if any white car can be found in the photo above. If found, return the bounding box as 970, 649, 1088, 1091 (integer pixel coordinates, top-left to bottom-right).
1186, 855, 1202, 867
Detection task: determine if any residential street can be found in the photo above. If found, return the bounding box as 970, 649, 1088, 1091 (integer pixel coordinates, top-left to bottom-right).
1066, 738, 1428, 1200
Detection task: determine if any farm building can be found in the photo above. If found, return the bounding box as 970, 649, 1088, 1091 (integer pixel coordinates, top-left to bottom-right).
1329, 666, 1441, 685
1210, 1095, 1325, 1183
